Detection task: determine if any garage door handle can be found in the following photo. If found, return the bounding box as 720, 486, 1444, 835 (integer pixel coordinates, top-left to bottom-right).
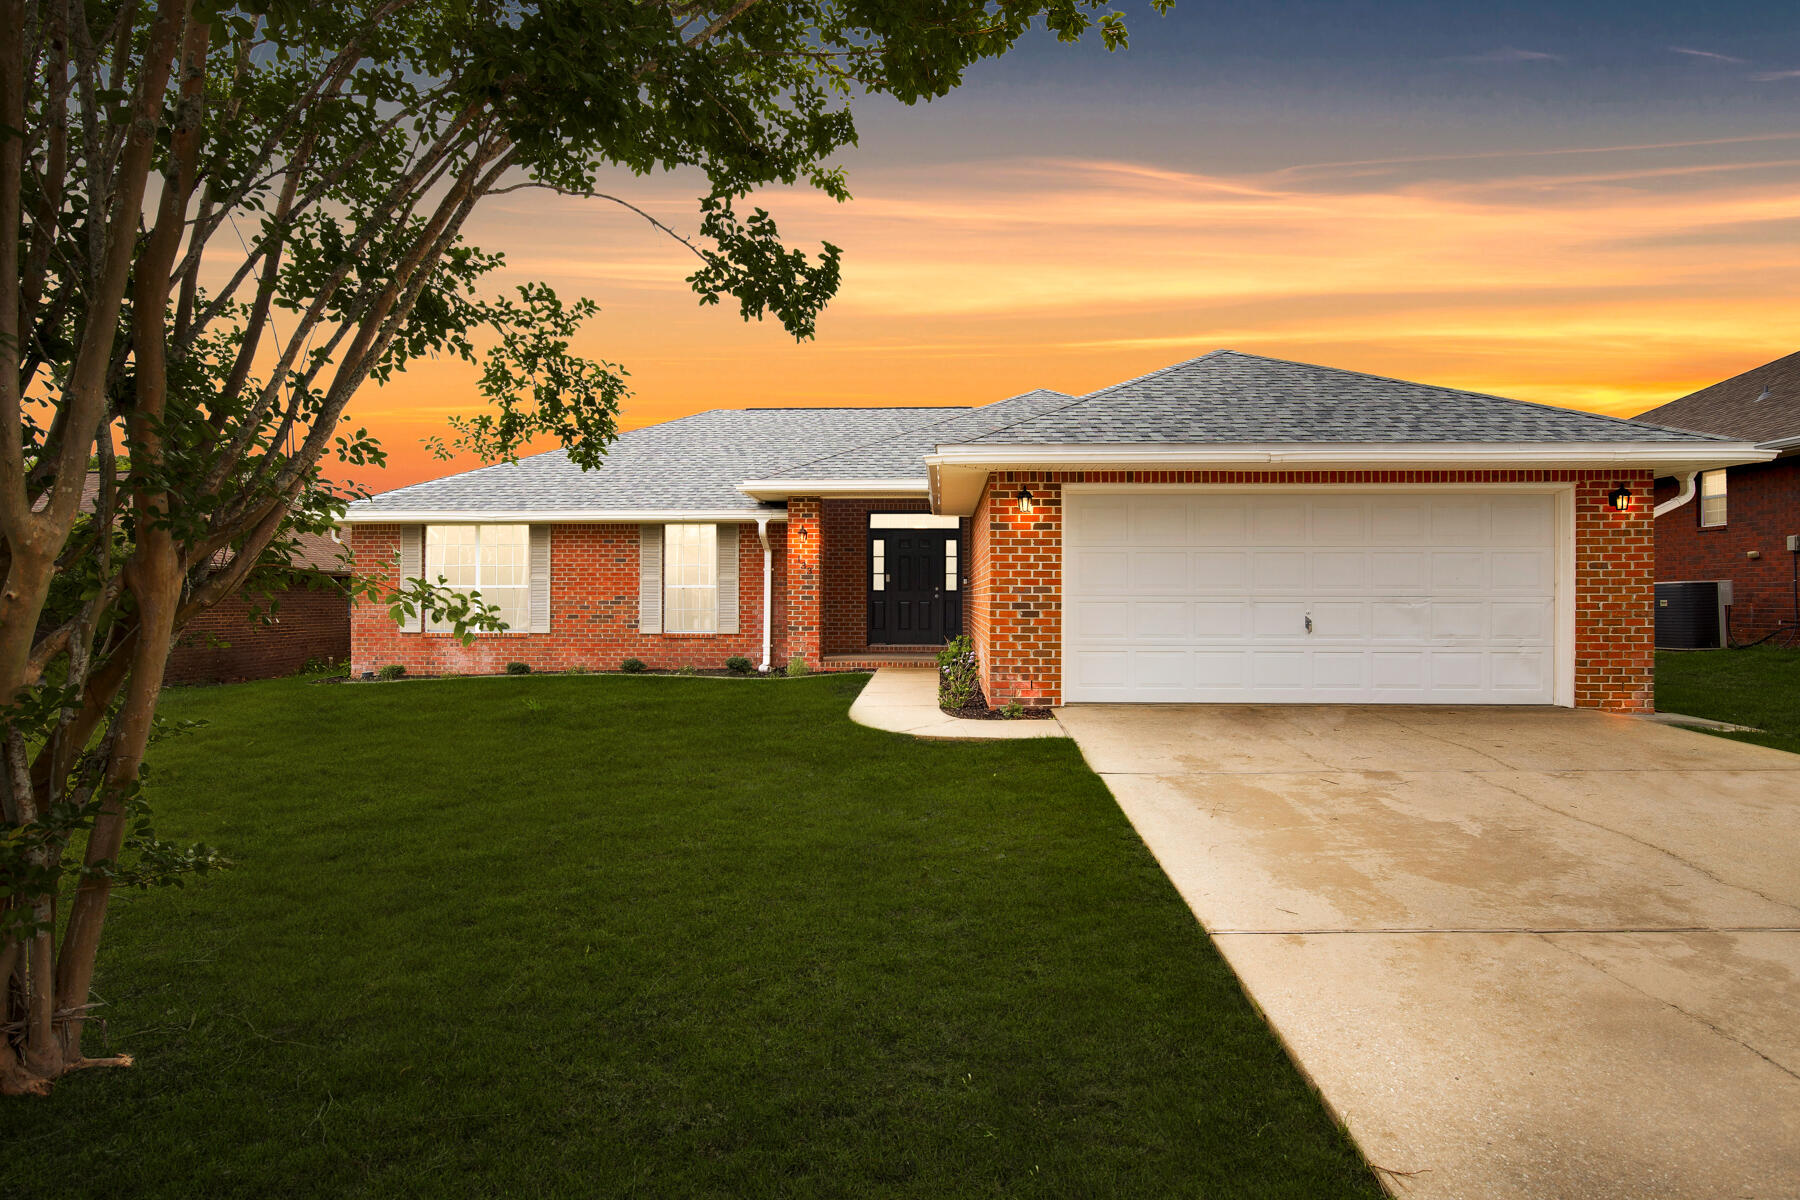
1304, 613, 1313, 634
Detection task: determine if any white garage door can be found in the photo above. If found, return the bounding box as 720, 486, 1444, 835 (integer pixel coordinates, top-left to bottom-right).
1063, 491, 1559, 704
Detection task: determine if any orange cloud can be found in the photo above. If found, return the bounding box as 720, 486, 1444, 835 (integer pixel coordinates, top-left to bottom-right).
349, 137, 1800, 488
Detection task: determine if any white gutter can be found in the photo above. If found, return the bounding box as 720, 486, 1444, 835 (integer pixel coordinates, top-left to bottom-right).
1760, 433, 1800, 452
755, 516, 773, 673
1654, 471, 1699, 519
924, 440, 1776, 471
738, 479, 928, 501
338, 508, 789, 525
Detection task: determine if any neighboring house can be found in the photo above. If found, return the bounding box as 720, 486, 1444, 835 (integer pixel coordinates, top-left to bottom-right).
166, 530, 353, 684
342, 351, 1768, 712
1635, 352, 1800, 643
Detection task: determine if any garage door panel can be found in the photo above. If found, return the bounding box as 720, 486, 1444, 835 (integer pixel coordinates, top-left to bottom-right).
1311, 502, 1368, 543
1252, 551, 1307, 590
1371, 552, 1427, 592
1189, 500, 1248, 543
1131, 551, 1189, 592
1251, 501, 1308, 542
1490, 550, 1553, 592
1311, 551, 1368, 591
1063, 491, 1559, 704
1193, 551, 1247, 589
1071, 549, 1129, 593
1131, 601, 1190, 640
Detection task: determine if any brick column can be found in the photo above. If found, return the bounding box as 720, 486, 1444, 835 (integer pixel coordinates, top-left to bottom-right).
1574, 470, 1656, 713
982, 472, 1062, 706
785, 498, 823, 669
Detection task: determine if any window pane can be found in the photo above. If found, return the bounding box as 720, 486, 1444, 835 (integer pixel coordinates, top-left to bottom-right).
663, 524, 717, 633
1700, 471, 1727, 527
425, 525, 528, 632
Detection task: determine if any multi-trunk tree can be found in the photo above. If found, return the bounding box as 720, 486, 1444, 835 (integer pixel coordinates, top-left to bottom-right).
0, 0, 1156, 1095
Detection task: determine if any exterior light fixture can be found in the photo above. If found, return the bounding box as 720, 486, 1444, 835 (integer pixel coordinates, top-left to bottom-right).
1607, 485, 1633, 512
1017, 486, 1035, 514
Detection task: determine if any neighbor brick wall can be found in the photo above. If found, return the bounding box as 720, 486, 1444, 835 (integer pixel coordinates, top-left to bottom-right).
166, 582, 350, 684
349, 522, 786, 675
1653, 458, 1800, 641
970, 469, 1657, 713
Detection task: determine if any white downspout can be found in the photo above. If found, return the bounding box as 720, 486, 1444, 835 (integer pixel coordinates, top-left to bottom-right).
756, 517, 772, 673
1654, 470, 1699, 519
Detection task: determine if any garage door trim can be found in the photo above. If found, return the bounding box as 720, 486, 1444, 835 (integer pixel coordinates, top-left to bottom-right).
1059, 483, 1577, 707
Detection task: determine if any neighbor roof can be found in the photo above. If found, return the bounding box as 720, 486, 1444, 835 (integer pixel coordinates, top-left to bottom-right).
347, 406, 964, 518
1634, 351, 1800, 447
955, 351, 1724, 446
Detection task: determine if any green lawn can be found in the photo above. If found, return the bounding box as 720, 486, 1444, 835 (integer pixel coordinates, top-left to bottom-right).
1656, 646, 1800, 755
8, 674, 1378, 1199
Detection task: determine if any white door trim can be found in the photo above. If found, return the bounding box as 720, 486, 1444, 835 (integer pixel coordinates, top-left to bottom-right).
1058, 483, 1577, 707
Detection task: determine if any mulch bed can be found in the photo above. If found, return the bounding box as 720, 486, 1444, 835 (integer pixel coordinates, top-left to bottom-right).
939, 680, 1055, 721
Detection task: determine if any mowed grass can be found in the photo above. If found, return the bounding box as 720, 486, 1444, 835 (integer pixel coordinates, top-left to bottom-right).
1656, 646, 1800, 755
7, 673, 1379, 1200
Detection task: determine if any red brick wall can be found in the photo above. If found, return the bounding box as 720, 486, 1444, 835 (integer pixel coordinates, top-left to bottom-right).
1653, 458, 1800, 641
969, 469, 1657, 713
166, 582, 350, 684
349, 522, 786, 675
783, 499, 823, 669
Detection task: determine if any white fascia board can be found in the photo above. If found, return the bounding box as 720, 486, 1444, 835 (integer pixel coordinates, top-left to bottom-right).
736, 478, 930, 501
1759, 433, 1800, 452
339, 508, 788, 525
924, 440, 1777, 472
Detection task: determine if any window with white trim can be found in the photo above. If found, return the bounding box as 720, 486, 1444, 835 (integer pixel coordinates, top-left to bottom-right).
664, 523, 717, 633
425, 524, 529, 631
1699, 470, 1727, 528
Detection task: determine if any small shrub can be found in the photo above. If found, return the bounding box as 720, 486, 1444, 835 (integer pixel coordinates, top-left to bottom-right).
725, 655, 753, 675
785, 655, 811, 678
937, 635, 978, 709
620, 658, 647, 674
566, 665, 588, 676
675, 664, 698, 676
1002, 699, 1024, 719
377, 664, 406, 681
505, 661, 531, 675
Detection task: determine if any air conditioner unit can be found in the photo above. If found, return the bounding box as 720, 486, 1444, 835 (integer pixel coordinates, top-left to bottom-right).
1654, 580, 1732, 649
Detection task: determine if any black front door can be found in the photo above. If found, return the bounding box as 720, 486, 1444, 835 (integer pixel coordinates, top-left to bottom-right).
868, 530, 961, 646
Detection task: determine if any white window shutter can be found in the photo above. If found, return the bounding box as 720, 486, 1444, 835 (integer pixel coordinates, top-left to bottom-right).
529, 526, 552, 633
398, 525, 424, 632
638, 525, 662, 633
715, 524, 739, 634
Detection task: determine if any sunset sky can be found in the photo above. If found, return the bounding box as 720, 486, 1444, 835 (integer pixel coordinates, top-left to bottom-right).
357, 0, 1800, 489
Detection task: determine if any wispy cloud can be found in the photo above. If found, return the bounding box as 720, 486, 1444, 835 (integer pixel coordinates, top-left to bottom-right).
1453, 47, 1561, 64
1670, 47, 1748, 64
1749, 68, 1800, 82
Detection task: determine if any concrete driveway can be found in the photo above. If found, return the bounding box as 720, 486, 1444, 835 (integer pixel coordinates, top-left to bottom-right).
1056, 704, 1800, 1200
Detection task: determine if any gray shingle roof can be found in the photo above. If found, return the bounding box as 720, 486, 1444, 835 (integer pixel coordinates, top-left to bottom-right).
348, 407, 963, 517
960, 351, 1728, 446
1634, 351, 1800, 445
764, 389, 1072, 479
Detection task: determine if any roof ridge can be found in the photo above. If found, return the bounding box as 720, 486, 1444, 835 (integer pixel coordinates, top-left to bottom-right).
764, 390, 1063, 477
958, 351, 1233, 446
1177, 350, 1737, 441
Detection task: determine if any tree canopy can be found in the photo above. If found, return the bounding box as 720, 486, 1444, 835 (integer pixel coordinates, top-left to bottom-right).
0, 0, 1162, 1095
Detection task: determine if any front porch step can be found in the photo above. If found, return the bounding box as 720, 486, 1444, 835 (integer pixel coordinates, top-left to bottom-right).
823, 651, 939, 670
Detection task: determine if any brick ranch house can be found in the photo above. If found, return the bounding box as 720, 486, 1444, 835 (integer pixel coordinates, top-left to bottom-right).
1636, 351, 1800, 644
167, 530, 352, 684
343, 351, 1769, 712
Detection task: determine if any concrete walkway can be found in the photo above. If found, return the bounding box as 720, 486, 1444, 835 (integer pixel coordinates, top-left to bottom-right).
848, 668, 1066, 740
1057, 704, 1800, 1200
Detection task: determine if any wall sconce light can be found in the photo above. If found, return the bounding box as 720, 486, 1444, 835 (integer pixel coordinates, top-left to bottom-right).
1607, 485, 1633, 512
1017, 486, 1035, 514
